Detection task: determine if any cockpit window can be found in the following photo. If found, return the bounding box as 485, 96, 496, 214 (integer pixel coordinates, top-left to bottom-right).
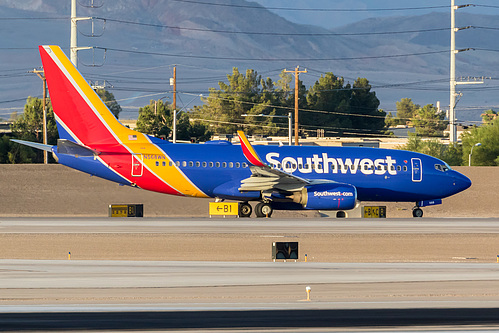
434, 163, 450, 172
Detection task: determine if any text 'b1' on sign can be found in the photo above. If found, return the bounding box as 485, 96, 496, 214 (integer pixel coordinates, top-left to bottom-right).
209, 202, 239, 216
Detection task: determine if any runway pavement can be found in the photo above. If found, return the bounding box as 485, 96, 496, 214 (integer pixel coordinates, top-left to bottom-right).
3, 217, 499, 331
2, 216, 499, 233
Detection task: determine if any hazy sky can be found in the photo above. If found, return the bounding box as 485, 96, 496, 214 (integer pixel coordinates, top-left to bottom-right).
252, 0, 499, 29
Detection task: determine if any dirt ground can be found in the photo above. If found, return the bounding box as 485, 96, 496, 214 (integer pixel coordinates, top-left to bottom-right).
0, 165, 497, 218
0, 165, 497, 263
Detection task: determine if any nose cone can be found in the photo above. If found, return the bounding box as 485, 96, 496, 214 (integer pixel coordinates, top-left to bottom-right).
451, 170, 472, 194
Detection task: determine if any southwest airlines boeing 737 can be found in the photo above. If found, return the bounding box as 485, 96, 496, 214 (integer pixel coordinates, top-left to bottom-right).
13, 45, 472, 218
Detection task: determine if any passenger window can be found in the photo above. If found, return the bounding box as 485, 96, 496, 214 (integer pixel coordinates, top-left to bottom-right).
176, 161, 180, 167
169, 161, 172, 167
229, 162, 233, 168
242, 162, 248, 168
189, 161, 193, 167
209, 162, 213, 167
330, 165, 335, 170
222, 162, 227, 168
216, 162, 220, 168
403, 166, 407, 171
162, 161, 166, 167
235, 162, 240, 168
196, 161, 200, 167
202, 162, 207, 167
397, 165, 401, 171
155, 161, 159, 166
182, 161, 187, 167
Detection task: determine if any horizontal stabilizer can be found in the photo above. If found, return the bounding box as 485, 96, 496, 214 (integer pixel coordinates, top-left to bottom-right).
57, 139, 100, 156
10, 139, 53, 152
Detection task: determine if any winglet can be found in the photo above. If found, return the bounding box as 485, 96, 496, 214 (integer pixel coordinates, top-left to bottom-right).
237, 131, 266, 167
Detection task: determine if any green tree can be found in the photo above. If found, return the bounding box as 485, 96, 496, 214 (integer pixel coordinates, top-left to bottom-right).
306, 74, 384, 136
400, 134, 463, 166
9, 97, 58, 163
175, 113, 212, 142
136, 99, 212, 142
349, 78, 385, 135
395, 98, 419, 125
481, 109, 497, 124
194, 68, 288, 136
136, 99, 171, 138
306, 73, 351, 135
0, 135, 13, 163
412, 104, 447, 137
95, 89, 121, 119
461, 117, 499, 166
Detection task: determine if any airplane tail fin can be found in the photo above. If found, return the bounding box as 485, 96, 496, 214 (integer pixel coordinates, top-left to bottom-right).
237, 130, 266, 167
39, 45, 145, 146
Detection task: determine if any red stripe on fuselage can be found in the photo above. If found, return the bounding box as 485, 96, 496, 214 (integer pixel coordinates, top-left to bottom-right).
40, 48, 182, 196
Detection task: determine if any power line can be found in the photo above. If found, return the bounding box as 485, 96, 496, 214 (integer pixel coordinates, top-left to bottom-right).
97, 17, 450, 36
97, 47, 448, 62
0, 17, 67, 20
170, 0, 449, 12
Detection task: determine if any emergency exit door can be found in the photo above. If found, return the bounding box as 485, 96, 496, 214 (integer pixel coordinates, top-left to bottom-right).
131, 153, 143, 177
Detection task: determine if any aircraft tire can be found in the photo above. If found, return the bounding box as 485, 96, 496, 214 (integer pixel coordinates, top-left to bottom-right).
255, 202, 273, 218
412, 208, 423, 218
238, 202, 252, 218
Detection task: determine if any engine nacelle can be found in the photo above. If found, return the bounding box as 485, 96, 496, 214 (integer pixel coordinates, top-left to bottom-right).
290, 183, 357, 210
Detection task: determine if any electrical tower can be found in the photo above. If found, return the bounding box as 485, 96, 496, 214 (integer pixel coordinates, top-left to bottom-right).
449, 0, 483, 143
70, 0, 97, 66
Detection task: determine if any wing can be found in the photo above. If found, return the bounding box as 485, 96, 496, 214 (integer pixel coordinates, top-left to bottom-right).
237, 131, 310, 192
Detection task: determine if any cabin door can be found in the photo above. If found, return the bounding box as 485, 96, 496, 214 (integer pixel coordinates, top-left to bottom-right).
131, 153, 143, 177
411, 158, 422, 182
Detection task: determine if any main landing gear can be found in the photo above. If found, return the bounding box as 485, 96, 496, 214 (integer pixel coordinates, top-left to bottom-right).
238, 202, 273, 218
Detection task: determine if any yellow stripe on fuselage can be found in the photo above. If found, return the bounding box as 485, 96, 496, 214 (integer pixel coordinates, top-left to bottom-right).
49, 46, 207, 197
126, 143, 209, 198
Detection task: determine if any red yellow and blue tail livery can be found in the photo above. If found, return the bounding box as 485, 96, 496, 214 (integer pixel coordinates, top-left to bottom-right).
13, 45, 472, 218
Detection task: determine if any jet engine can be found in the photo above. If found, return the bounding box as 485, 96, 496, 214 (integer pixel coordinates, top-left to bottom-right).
289, 183, 357, 210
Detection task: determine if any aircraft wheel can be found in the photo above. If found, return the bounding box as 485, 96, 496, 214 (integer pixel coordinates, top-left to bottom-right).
412, 207, 423, 218
255, 202, 273, 218
238, 202, 252, 218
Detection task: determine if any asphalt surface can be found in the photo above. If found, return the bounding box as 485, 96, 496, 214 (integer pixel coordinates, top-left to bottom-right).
4, 308, 499, 331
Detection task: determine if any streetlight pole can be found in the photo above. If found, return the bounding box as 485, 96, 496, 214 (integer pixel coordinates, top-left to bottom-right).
469, 142, 481, 166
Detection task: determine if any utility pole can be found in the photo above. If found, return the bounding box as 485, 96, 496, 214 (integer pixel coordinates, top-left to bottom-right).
449, 0, 480, 143
70, 0, 92, 67
284, 66, 307, 145
170, 66, 177, 143
32, 69, 48, 164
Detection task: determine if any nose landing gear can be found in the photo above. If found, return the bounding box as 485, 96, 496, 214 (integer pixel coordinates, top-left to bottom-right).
412, 206, 423, 218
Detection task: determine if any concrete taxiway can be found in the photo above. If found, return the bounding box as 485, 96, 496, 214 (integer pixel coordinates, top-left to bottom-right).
2, 217, 499, 331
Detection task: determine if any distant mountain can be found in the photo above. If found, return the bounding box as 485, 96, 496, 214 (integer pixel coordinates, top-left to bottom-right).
1, 0, 498, 122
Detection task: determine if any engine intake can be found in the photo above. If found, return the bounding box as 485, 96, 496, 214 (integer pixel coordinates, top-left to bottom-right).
290, 183, 357, 210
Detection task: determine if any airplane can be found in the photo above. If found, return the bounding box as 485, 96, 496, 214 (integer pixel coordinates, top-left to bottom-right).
12, 45, 472, 218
